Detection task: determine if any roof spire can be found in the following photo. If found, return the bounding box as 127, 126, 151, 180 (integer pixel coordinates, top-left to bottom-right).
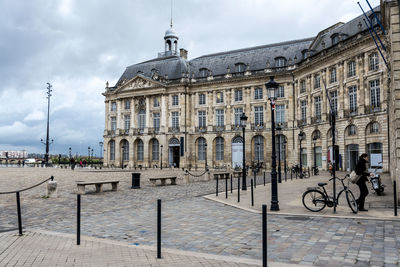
170, 0, 173, 28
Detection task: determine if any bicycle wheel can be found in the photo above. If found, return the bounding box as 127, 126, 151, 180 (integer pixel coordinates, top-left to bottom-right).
346, 190, 358, 214
302, 189, 327, 212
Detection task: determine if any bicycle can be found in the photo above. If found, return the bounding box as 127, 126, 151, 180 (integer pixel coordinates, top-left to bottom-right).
302, 174, 358, 213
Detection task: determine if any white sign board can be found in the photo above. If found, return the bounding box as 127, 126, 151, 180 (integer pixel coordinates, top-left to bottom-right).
322, 156, 327, 161
370, 153, 382, 167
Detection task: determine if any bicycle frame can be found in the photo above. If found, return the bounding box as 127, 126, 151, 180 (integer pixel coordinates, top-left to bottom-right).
319, 176, 350, 205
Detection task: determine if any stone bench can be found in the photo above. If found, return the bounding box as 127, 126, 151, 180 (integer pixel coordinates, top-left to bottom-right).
149, 177, 177, 186
76, 180, 119, 194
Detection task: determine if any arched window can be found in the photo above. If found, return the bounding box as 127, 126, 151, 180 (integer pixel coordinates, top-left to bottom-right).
152, 139, 159, 161
235, 63, 246, 72
232, 136, 243, 143
254, 135, 264, 161
347, 125, 357, 136
199, 68, 209, 78
109, 140, 115, 160
312, 130, 321, 140
137, 139, 144, 161
198, 137, 206, 160
370, 122, 380, 133
122, 140, 129, 161
275, 57, 287, 68
216, 137, 224, 161
331, 33, 339, 45
166, 40, 171, 51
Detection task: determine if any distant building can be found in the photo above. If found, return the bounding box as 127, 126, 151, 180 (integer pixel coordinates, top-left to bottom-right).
102, 1, 397, 183
0, 150, 28, 159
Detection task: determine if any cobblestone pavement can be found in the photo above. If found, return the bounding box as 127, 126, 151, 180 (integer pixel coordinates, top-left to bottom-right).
1, 168, 400, 266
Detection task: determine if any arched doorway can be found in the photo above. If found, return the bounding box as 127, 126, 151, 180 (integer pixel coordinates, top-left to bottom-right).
346, 144, 359, 171
232, 136, 243, 169
169, 138, 180, 168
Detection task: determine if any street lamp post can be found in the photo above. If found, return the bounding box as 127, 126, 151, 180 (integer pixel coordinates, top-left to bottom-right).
257, 142, 260, 166
43, 83, 52, 166
99, 141, 103, 159
266, 76, 280, 211
121, 145, 125, 169
276, 126, 282, 183
240, 113, 248, 191
298, 132, 304, 178
283, 139, 287, 181
312, 135, 317, 175
160, 145, 163, 170
88, 146, 91, 163
205, 143, 208, 170
69, 147, 72, 159
91, 148, 94, 161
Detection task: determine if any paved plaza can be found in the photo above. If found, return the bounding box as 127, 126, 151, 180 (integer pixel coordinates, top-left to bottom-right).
0, 167, 400, 266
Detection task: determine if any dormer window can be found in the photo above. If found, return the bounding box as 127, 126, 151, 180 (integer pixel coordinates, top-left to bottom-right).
370, 12, 381, 26
275, 57, 287, 68
331, 33, 339, 45
235, 63, 246, 73
199, 68, 209, 78
301, 50, 308, 60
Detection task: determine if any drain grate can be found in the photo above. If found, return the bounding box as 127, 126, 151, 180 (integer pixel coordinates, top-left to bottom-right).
284, 216, 310, 221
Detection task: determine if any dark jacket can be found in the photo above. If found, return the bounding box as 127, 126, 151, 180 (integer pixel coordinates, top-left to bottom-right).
355, 157, 369, 183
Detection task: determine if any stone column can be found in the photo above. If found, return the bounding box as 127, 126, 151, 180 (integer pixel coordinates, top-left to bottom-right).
161, 94, 167, 132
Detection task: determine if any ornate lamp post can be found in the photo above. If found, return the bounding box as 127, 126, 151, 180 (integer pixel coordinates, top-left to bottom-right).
240, 113, 248, 191
69, 147, 72, 159
160, 145, 163, 170
298, 132, 304, 178
42, 83, 53, 166
99, 141, 104, 159
205, 143, 208, 170
88, 146, 91, 162
276, 126, 282, 183
266, 76, 279, 211
312, 135, 317, 175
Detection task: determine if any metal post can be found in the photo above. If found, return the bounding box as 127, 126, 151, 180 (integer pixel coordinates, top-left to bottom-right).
157, 199, 161, 258
237, 176, 240, 203
230, 174, 233, 194
254, 169, 257, 188
263, 171, 266, 186
242, 120, 247, 191
225, 174, 228, 199
299, 135, 302, 178
44, 83, 52, 166
216, 175, 219, 196
16, 192, 22, 236
394, 181, 397, 216
284, 140, 287, 182
251, 179, 254, 206
262, 204, 267, 267
160, 145, 163, 170
77, 194, 81, 245
277, 134, 282, 183
270, 101, 279, 211
205, 143, 208, 171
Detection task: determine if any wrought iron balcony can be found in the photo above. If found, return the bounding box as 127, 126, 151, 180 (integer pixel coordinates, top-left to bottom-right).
231, 124, 241, 131
251, 123, 265, 131
168, 127, 180, 133
275, 122, 287, 129
213, 126, 225, 132
344, 109, 358, 118
119, 129, 129, 136
297, 119, 307, 126
133, 128, 144, 135
148, 127, 160, 134
365, 105, 381, 114
195, 127, 207, 133
311, 116, 322, 124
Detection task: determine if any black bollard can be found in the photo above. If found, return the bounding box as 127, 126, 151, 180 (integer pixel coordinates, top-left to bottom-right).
394, 181, 398, 216
254, 171, 257, 188
291, 169, 293, 180
237, 176, 240, 203
77, 194, 81, 245
263, 171, 266, 186
16, 192, 22, 236
251, 179, 254, 206
157, 199, 162, 258
262, 205, 267, 267
216, 175, 219, 196
230, 174, 233, 194
225, 175, 228, 199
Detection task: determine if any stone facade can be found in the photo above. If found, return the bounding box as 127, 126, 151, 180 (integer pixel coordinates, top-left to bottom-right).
103, 3, 394, 180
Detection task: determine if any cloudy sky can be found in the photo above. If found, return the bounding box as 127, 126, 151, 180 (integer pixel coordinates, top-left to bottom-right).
0, 0, 380, 157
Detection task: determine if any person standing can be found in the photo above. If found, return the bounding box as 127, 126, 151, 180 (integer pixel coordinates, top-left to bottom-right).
354, 153, 370, 211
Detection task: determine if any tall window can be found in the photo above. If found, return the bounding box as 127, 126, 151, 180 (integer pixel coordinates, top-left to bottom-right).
348, 61, 356, 77
216, 137, 224, 161
198, 111, 206, 128
254, 87, 263, 100
254, 106, 264, 126
235, 89, 243, 102
199, 68, 208, 78
124, 100, 130, 110
370, 122, 380, 133
123, 140, 129, 161
172, 95, 179, 106
370, 79, 380, 108
369, 52, 379, 71
234, 107, 243, 126
314, 74, 320, 89
124, 115, 130, 130
111, 117, 116, 131
153, 113, 160, 131
254, 135, 264, 161
300, 80, 306, 94
275, 58, 286, 67
235, 63, 246, 72
216, 109, 224, 127
199, 94, 206, 105
349, 86, 357, 114
314, 96, 321, 120
110, 140, 115, 160
171, 112, 179, 128
138, 110, 145, 130
276, 105, 285, 124
152, 139, 159, 161
198, 138, 206, 160
216, 92, 224, 103
153, 97, 160, 107
137, 140, 144, 161
277, 86, 285, 98
330, 68, 337, 83
111, 101, 117, 111
330, 91, 338, 114
301, 148, 308, 166
348, 125, 357, 136
301, 100, 307, 122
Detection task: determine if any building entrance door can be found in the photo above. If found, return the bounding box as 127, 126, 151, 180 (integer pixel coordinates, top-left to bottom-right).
168, 138, 180, 168
232, 136, 243, 169
346, 144, 359, 171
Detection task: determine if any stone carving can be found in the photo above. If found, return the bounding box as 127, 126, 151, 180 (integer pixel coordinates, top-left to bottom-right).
131, 78, 152, 88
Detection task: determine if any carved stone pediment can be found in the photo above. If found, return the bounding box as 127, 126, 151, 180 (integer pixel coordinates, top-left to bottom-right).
118, 75, 164, 92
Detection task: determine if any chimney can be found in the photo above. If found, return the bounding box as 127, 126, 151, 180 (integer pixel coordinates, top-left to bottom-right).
180, 48, 188, 59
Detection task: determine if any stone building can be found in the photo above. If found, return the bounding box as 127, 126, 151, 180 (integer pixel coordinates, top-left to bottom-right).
103, 3, 392, 177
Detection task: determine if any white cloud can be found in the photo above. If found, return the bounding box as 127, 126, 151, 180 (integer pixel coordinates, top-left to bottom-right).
24, 109, 45, 121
